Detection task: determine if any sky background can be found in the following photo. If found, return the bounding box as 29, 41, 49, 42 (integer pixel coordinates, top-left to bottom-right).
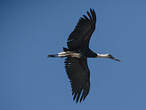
1, 0, 146, 110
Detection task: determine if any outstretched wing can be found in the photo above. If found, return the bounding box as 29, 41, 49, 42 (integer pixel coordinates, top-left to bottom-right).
64, 57, 90, 103
67, 9, 96, 50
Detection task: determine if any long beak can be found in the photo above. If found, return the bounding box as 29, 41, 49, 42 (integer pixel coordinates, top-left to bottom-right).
110, 55, 120, 62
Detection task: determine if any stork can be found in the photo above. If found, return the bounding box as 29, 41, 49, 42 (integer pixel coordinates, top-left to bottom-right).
48, 9, 120, 103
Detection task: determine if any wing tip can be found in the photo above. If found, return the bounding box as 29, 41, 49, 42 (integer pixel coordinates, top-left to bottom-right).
72, 88, 89, 103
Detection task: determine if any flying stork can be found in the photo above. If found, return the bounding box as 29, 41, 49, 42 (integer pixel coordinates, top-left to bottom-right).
48, 9, 120, 103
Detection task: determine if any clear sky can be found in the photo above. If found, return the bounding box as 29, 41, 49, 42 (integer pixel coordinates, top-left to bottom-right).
1, 0, 146, 110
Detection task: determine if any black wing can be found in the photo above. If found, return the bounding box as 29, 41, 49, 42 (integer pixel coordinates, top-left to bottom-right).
67, 9, 96, 50
64, 57, 90, 103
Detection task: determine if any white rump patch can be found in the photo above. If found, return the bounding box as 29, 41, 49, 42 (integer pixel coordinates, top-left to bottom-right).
58, 51, 81, 58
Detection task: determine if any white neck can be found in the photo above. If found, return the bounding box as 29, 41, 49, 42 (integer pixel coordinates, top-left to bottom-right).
96, 53, 109, 58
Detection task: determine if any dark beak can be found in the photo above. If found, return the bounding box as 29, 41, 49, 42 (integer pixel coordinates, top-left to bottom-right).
112, 57, 120, 62
109, 55, 120, 62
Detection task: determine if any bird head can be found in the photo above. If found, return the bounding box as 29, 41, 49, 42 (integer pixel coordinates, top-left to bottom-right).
96, 53, 120, 62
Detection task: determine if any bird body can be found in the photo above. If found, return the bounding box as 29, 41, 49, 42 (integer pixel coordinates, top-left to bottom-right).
58, 51, 81, 58
48, 9, 120, 103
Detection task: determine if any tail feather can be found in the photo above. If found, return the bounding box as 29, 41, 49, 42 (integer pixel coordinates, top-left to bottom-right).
48, 54, 58, 57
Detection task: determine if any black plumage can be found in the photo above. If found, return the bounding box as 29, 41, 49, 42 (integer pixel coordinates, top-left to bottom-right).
48, 8, 120, 103
64, 9, 96, 102
67, 9, 96, 51
65, 57, 90, 102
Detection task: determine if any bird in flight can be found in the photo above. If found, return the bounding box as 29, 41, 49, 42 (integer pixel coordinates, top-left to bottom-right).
48, 9, 120, 103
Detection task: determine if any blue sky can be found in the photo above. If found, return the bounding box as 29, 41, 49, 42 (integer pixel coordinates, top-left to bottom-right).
1, 0, 146, 110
